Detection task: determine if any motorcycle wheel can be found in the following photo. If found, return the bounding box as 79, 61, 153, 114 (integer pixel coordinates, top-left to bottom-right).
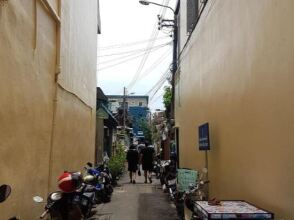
107, 185, 113, 194
81, 203, 92, 218
49, 210, 64, 220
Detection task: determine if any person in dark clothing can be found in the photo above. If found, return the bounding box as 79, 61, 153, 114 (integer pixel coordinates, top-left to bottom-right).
140, 143, 155, 183
126, 144, 139, 184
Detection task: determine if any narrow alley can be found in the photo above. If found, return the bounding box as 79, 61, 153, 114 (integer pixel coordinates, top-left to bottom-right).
1, 0, 293, 219
91, 173, 178, 220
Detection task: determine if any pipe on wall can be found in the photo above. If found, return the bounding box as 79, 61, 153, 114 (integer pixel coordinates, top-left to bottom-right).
39, 0, 60, 25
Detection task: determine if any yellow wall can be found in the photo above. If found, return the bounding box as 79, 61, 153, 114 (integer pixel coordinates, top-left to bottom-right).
176, 0, 294, 219
0, 0, 97, 219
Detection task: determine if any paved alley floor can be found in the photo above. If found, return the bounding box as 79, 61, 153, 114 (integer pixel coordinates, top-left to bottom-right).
90, 172, 179, 220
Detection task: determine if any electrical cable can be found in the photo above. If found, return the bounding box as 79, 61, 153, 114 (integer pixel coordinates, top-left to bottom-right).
146, 68, 170, 96
98, 36, 170, 50
127, 0, 172, 90
98, 42, 171, 65
97, 42, 170, 72
98, 41, 172, 58
149, 78, 169, 100
138, 47, 172, 80
150, 93, 163, 104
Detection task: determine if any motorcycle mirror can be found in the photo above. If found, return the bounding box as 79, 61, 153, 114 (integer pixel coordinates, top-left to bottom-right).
33, 196, 44, 203
202, 168, 208, 173
87, 162, 93, 167
0, 184, 11, 203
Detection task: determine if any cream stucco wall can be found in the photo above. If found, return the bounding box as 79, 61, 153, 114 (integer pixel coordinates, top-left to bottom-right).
0, 0, 97, 219
176, 0, 294, 219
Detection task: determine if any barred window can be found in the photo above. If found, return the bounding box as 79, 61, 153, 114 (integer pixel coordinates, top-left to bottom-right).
186, 0, 199, 34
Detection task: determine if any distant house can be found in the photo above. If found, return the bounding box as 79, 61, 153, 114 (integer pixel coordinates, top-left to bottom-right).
128, 106, 149, 137
106, 95, 149, 139
107, 95, 148, 114
96, 88, 118, 162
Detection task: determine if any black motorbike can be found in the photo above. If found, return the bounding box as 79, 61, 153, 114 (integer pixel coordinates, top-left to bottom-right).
36, 173, 96, 220
160, 159, 177, 192
0, 184, 11, 204
38, 185, 95, 220
152, 155, 161, 179
175, 168, 209, 220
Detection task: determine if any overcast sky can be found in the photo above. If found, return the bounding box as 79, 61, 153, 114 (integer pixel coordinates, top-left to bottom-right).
97, 0, 176, 111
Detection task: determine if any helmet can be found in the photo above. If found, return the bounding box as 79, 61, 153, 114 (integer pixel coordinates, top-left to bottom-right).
57, 171, 82, 193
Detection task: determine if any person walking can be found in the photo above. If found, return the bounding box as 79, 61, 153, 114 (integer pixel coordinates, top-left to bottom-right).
140, 141, 155, 183
126, 144, 139, 184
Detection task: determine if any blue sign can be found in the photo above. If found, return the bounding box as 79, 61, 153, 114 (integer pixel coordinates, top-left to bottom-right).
199, 123, 210, 151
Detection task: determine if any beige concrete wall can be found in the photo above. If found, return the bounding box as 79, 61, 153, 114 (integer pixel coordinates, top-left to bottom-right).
0, 0, 97, 218
176, 0, 294, 219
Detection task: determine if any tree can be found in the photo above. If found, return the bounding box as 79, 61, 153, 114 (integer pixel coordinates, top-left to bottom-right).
139, 118, 152, 143
163, 86, 172, 118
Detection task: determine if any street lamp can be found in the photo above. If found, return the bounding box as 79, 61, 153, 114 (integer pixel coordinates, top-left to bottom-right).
139, 0, 149, 5
139, 0, 175, 13
139, 0, 177, 117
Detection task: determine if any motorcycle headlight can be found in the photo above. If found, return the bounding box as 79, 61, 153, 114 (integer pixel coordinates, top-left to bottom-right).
50, 192, 62, 201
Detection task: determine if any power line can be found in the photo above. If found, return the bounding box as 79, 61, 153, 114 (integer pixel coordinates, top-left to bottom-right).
97, 41, 172, 58
98, 36, 170, 50
146, 68, 170, 96
127, 0, 171, 90
97, 43, 170, 72
149, 71, 172, 100
98, 42, 171, 65
138, 47, 172, 80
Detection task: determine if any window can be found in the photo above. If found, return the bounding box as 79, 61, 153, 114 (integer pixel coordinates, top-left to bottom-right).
186, 0, 199, 34
139, 102, 143, 106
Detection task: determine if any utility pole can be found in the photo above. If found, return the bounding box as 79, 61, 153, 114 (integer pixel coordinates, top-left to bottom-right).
139, 1, 178, 118
123, 87, 126, 133
171, 15, 178, 119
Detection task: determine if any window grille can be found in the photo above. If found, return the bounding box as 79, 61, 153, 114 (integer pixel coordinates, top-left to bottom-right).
186, 0, 198, 34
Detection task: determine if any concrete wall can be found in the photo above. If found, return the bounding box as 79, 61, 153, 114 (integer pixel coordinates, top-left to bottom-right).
175, 0, 294, 219
0, 0, 97, 218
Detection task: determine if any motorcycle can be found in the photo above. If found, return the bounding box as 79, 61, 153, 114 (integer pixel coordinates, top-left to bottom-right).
34, 192, 84, 220
0, 184, 11, 203
179, 168, 209, 220
160, 159, 177, 192
0, 185, 21, 220
152, 157, 161, 179
35, 172, 96, 220
84, 162, 113, 203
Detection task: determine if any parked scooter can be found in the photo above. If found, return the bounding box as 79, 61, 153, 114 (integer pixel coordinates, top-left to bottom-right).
152, 155, 161, 179
35, 171, 96, 220
178, 168, 209, 220
0, 184, 11, 203
85, 162, 113, 203
160, 159, 177, 192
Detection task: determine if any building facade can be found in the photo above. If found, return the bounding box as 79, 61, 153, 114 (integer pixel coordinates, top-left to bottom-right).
0, 0, 99, 218
107, 95, 149, 140
96, 87, 118, 162
175, 0, 294, 219
128, 106, 149, 137
107, 95, 149, 114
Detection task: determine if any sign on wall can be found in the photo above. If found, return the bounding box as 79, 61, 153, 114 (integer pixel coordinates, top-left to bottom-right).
198, 123, 210, 151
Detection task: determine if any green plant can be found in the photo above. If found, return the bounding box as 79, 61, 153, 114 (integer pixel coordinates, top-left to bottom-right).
108, 144, 126, 183
139, 118, 152, 143
163, 86, 172, 109
163, 86, 172, 119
